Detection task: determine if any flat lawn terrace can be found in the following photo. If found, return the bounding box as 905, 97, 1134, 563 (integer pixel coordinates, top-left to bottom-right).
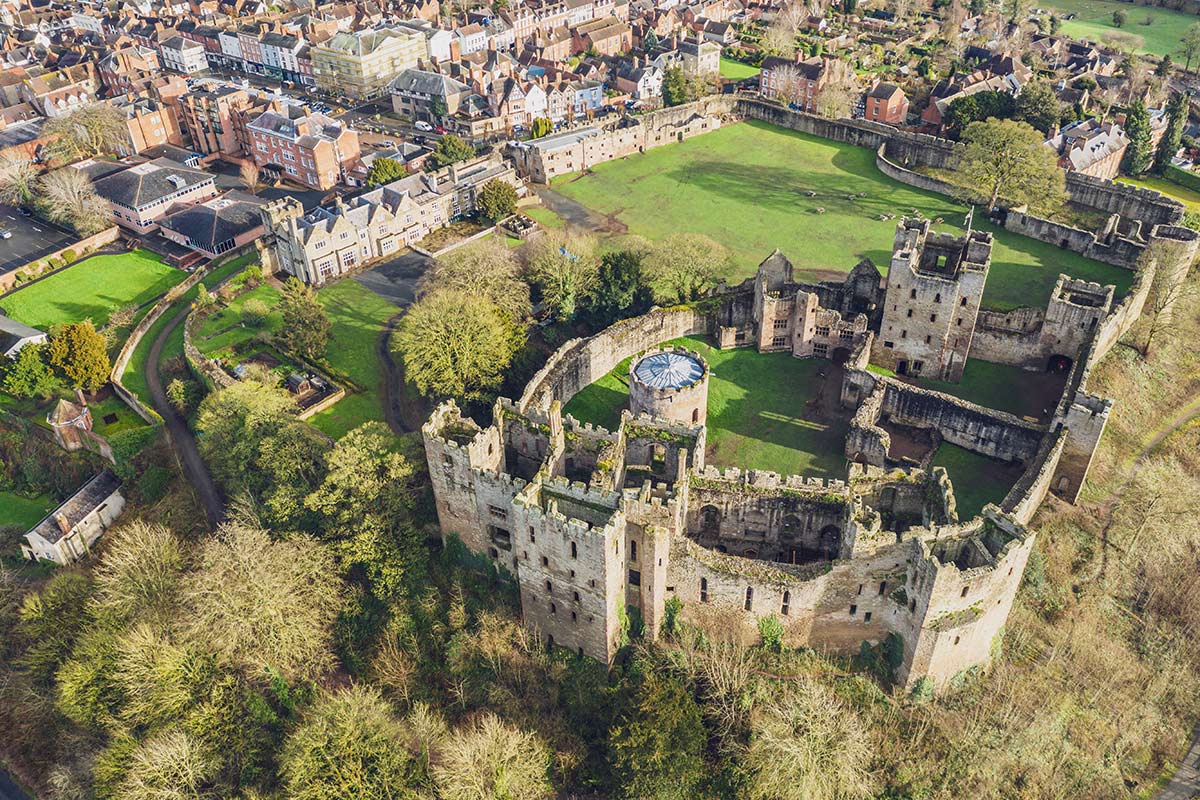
550, 120, 1134, 312
562, 335, 851, 479
0, 249, 186, 329
930, 441, 1024, 521
1039, 0, 1198, 57
871, 358, 1067, 423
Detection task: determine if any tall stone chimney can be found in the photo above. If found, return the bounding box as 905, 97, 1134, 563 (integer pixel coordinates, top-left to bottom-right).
55, 513, 71, 537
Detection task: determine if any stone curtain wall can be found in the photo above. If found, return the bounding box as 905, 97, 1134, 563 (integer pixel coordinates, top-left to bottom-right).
519, 306, 709, 414
1000, 212, 1147, 269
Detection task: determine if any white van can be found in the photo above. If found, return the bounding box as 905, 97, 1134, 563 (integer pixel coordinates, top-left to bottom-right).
414, 120, 434, 132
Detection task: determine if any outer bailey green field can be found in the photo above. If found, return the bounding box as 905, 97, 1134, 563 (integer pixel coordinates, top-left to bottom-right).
1040, 0, 1199, 57
550, 121, 1133, 312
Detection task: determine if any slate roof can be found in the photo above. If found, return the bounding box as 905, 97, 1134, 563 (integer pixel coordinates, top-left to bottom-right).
389, 68, 469, 97
93, 157, 214, 209
159, 191, 266, 252
0, 314, 46, 355
27, 471, 121, 543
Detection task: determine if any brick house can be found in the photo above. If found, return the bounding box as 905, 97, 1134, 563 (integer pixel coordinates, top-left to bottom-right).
246, 105, 362, 190
864, 82, 909, 125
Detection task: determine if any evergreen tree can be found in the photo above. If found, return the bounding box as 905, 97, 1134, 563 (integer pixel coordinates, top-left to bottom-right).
610, 668, 707, 800
662, 67, 690, 107
428, 134, 475, 169
476, 178, 518, 221
1121, 99, 1154, 176
276, 278, 331, 361
584, 249, 653, 326
1153, 92, 1187, 174
365, 157, 405, 186
1, 343, 56, 398
47, 320, 110, 392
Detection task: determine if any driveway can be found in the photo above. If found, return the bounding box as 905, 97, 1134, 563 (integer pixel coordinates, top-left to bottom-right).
0, 205, 77, 275
1155, 723, 1200, 799
353, 250, 433, 307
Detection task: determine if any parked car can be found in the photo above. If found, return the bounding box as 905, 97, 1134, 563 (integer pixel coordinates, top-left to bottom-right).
17, 207, 32, 217
0, 230, 12, 239
414, 120, 434, 131
435, 125, 447, 134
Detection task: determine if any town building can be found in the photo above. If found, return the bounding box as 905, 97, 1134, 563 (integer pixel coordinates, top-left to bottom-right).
1045, 119, 1128, 180
257, 153, 520, 284
246, 105, 363, 190
90, 157, 218, 233
0, 315, 47, 358
160, 35, 210, 74
863, 82, 909, 126
21, 471, 125, 565
310, 27, 425, 100
174, 84, 254, 157
389, 69, 471, 124
159, 190, 267, 257
759, 55, 827, 112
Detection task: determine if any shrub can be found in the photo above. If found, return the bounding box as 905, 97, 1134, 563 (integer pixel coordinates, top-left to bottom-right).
242, 298, 270, 327
663, 596, 683, 639
61, 249, 77, 263
909, 676, 934, 702
758, 614, 784, 653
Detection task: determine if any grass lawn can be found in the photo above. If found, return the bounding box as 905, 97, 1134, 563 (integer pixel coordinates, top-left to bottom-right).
564, 335, 849, 478
0, 490, 55, 528
719, 57, 760, 80
89, 393, 148, 437
1040, 0, 1199, 56
908, 359, 1065, 421
551, 120, 1133, 312
121, 254, 256, 405
308, 279, 399, 439
194, 284, 283, 356
1117, 175, 1200, 215
525, 206, 566, 230
930, 441, 1021, 521
0, 250, 186, 329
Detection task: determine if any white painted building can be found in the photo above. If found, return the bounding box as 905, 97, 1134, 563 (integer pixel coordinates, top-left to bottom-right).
21, 472, 125, 565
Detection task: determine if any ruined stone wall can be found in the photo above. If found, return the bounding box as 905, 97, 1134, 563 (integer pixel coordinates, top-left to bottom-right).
1002, 426, 1067, 524
879, 380, 1045, 463
511, 478, 626, 661
1001, 211, 1147, 269
1065, 173, 1184, 226
667, 532, 913, 654
519, 306, 709, 413
899, 512, 1035, 689
685, 467, 852, 562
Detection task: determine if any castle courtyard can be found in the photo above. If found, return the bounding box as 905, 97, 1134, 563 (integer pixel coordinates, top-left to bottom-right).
564, 334, 853, 479
550, 120, 1135, 311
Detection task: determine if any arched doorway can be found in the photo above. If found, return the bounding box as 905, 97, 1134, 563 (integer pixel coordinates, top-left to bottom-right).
818, 525, 842, 560
701, 505, 721, 533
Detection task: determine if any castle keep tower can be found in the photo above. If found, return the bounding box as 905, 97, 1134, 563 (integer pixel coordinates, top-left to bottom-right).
629, 347, 709, 426
873, 219, 992, 382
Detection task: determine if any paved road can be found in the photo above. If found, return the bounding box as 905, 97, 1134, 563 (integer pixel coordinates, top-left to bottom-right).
1155, 723, 1200, 799
145, 305, 226, 528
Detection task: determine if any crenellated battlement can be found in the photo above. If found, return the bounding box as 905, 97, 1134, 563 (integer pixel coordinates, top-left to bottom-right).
691, 465, 850, 495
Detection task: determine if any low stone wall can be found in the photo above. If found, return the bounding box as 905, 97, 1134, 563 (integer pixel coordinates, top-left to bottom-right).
1001, 211, 1146, 270
519, 305, 709, 414
0, 226, 121, 293
1066, 172, 1183, 227
1000, 426, 1066, 525
874, 143, 961, 197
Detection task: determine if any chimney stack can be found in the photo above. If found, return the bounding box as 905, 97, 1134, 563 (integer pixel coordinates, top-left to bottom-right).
55, 513, 71, 536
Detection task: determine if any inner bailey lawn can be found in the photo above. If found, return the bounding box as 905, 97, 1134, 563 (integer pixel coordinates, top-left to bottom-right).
550, 120, 1134, 312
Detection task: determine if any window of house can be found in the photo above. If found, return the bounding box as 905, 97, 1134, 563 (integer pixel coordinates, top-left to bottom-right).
930, 313, 937, 322
906, 309, 913, 318
545, 580, 552, 594
781, 590, 790, 616
488, 505, 507, 519
630, 540, 637, 561
901, 330, 907, 339
884, 341, 894, 348
910, 288, 917, 299
879, 581, 887, 595
961, 297, 968, 306
961, 585, 969, 597
864, 611, 872, 622
849, 604, 857, 615
744, 586, 753, 611
628, 569, 641, 586
815, 325, 830, 337
541, 556, 549, 567
771, 336, 787, 348
530, 527, 536, 542
912, 360, 923, 373
934, 292, 941, 303
700, 577, 708, 603
570, 541, 577, 558
773, 318, 788, 330
813, 343, 828, 358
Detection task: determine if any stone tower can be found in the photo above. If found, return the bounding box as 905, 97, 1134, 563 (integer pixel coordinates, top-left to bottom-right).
256, 197, 305, 278
629, 346, 709, 426
873, 218, 992, 382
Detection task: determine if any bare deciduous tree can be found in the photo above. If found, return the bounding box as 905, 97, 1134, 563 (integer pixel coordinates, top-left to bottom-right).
814, 59, 858, 119
44, 102, 129, 162
239, 160, 262, 194
763, 3, 804, 56
771, 64, 807, 107
38, 167, 110, 235
432, 713, 553, 800
180, 523, 344, 682
1140, 267, 1198, 358
0, 155, 39, 207
745, 678, 875, 800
